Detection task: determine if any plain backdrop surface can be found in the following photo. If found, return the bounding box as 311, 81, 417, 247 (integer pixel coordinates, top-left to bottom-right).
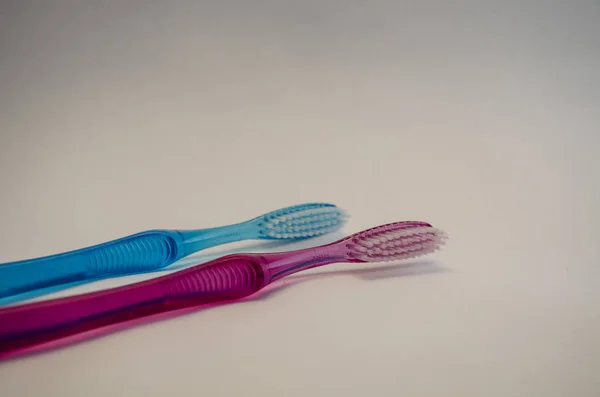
0, 1, 599, 396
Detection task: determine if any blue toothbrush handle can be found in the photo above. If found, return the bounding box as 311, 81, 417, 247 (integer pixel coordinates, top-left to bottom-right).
0, 230, 185, 299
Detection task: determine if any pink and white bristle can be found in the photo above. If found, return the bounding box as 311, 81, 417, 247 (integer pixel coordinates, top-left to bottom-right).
345, 221, 448, 262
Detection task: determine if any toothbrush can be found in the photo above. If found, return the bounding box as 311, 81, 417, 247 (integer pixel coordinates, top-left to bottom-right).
0, 203, 347, 301
0, 221, 447, 357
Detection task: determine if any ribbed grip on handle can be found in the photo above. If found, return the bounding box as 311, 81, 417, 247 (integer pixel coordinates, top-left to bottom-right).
0, 230, 183, 299
163, 256, 265, 298
86, 232, 180, 275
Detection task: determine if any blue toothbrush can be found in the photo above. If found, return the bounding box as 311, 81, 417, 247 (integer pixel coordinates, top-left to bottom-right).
0, 203, 347, 302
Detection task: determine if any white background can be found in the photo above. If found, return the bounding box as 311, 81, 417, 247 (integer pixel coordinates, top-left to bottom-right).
0, 1, 599, 396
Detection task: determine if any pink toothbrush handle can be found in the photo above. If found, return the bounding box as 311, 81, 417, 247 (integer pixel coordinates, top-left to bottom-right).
0, 255, 269, 355
0, 220, 443, 358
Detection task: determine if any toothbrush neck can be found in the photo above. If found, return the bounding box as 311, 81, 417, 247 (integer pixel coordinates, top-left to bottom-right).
265, 244, 348, 282
179, 222, 255, 256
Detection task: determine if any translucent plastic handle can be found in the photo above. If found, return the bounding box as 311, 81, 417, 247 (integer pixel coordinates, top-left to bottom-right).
0, 255, 268, 357
0, 231, 184, 299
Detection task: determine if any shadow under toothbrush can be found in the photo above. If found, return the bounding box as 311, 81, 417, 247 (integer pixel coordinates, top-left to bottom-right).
0, 232, 347, 307
0, 259, 448, 361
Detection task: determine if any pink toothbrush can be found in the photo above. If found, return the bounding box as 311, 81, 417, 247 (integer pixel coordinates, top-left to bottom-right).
0, 221, 447, 357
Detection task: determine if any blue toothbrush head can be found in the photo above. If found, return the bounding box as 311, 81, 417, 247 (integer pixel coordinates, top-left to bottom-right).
255, 203, 348, 240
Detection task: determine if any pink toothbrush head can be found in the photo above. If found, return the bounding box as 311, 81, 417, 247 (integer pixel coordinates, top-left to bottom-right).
266, 221, 446, 280
343, 221, 446, 262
